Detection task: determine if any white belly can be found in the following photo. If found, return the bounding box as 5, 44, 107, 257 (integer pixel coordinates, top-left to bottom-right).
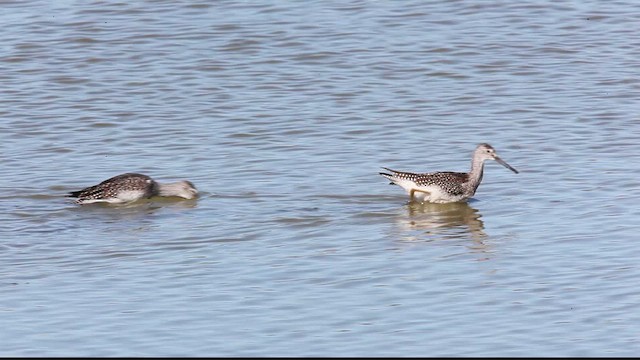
396, 181, 468, 203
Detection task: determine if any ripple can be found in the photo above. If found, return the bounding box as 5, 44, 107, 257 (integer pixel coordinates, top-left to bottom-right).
2, 0, 640, 356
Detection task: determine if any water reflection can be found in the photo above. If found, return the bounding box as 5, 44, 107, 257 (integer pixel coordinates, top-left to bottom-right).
395, 201, 488, 248
66, 195, 200, 209
64, 196, 199, 226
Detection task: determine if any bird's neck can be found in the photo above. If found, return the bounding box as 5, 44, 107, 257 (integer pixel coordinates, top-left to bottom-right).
157, 182, 182, 197
467, 157, 485, 194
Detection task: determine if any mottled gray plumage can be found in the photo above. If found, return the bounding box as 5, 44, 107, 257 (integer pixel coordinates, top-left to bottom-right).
68, 173, 198, 204
383, 169, 469, 196
380, 143, 518, 203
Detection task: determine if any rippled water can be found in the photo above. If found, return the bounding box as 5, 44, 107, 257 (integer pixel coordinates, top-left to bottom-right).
2, 0, 640, 356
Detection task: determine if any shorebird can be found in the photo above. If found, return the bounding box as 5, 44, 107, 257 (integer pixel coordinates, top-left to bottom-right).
380, 143, 518, 203
68, 173, 198, 204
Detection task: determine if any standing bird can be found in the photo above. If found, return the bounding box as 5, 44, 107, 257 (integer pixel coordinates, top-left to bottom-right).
68, 173, 198, 204
380, 143, 518, 203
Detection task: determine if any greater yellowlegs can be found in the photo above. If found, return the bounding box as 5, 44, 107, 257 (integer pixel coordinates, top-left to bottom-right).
68, 173, 198, 204
380, 143, 518, 203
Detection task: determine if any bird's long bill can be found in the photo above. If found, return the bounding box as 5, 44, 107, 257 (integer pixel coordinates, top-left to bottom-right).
495, 156, 519, 174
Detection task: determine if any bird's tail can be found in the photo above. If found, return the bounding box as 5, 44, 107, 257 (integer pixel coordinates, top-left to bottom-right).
67, 190, 82, 198
379, 167, 398, 185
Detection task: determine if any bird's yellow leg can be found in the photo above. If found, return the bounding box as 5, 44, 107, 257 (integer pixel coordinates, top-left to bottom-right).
410, 189, 431, 202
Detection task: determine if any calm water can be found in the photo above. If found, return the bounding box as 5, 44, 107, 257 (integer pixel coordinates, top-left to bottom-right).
2, 0, 640, 356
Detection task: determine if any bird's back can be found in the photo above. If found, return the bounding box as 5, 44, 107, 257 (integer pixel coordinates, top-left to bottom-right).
69, 173, 158, 204
380, 168, 471, 202
412, 171, 469, 196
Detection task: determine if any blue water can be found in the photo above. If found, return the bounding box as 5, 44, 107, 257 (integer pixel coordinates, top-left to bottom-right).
2, 0, 640, 356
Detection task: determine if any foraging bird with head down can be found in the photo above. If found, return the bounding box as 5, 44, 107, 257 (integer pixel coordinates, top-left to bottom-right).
380, 143, 518, 203
68, 173, 198, 204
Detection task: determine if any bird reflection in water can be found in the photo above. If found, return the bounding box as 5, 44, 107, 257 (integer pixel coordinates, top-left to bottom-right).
396, 201, 489, 255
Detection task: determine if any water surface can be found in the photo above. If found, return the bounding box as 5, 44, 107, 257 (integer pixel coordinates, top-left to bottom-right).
2, 0, 640, 356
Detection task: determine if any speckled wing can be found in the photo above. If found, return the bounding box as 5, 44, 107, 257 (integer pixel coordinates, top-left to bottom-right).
412, 171, 468, 196
68, 173, 156, 201
380, 168, 468, 196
